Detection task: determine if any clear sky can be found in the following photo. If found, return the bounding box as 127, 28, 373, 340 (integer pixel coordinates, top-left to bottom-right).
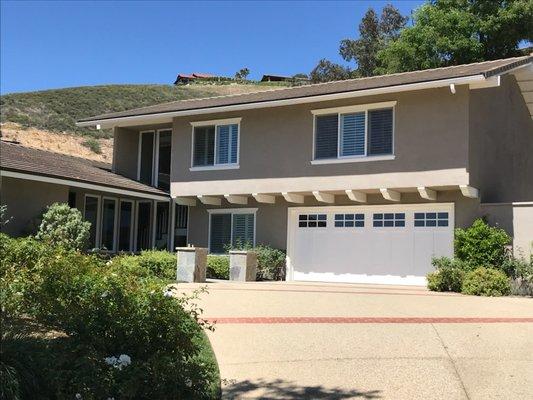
0, 0, 424, 94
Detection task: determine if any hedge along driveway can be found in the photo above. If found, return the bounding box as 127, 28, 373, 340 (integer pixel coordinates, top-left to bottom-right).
176, 281, 533, 400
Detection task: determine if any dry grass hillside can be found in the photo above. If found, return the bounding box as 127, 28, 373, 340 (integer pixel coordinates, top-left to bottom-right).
0, 83, 289, 162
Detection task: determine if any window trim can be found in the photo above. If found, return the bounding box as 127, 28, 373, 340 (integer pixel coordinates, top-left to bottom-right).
100, 196, 119, 252
84, 194, 101, 249
311, 101, 396, 163
207, 208, 257, 253
137, 129, 172, 189
118, 199, 135, 252
190, 118, 241, 171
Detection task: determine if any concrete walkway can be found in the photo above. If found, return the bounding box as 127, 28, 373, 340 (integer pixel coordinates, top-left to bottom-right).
175, 281, 533, 399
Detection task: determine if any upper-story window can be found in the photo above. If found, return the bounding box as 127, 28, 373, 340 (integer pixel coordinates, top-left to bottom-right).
138, 129, 172, 191
311, 101, 396, 163
191, 118, 241, 170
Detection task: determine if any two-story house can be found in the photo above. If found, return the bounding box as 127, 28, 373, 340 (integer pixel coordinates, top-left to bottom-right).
2, 55, 532, 285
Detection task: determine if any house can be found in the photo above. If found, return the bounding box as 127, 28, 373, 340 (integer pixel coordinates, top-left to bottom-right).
174, 72, 215, 85
2, 55, 532, 285
261, 74, 292, 82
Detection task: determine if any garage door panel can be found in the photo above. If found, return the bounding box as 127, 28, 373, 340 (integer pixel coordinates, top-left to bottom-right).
289, 204, 454, 286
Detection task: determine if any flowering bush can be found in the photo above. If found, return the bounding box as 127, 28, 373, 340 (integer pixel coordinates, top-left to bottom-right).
35, 202, 91, 251
0, 233, 220, 399
461, 267, 511, 296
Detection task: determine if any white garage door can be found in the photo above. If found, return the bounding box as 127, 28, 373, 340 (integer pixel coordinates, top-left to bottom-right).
287, 203, 454, 286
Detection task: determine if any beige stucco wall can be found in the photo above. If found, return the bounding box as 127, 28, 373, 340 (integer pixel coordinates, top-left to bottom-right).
0, 176, 69, 237
113, 127, 139, 180
170, 85, 471, 196
513, 204, 533, 258
469, 75, 533, 203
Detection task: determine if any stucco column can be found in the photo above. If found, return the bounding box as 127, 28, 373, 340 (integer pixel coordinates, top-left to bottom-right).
176, 247, 207, 283
229, 250, 258, 282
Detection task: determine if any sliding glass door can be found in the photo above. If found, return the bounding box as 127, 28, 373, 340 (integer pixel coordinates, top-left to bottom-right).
84, 195, 100, 249
118, 200, 134, 252
136, 201, 152, 251
100, 198, 117, 251
154, 201, 170, 250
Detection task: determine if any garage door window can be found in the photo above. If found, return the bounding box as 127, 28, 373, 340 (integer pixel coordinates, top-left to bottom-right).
373, 213, 405, 227
414, 212, 449, 227
334, 213, 364, 227
299, 214, 327, 228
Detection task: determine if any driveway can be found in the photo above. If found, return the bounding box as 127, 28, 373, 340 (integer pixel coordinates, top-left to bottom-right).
176, 281, 533, 399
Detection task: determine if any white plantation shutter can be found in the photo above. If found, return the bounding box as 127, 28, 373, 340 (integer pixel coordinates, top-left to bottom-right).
315, 114, 339, 159
232, 213, 254, 247
210, 213, 232, 253
230, 124, 238, 164
340, 112, 365, 156
216, 125, 230, 164
193, 126, 215, 166
368, 108, 393, 155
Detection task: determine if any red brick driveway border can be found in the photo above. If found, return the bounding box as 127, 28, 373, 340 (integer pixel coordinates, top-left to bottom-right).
205, 316, 533, 324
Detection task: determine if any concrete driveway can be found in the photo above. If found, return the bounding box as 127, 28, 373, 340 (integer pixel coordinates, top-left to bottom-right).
176, 281, 533, 399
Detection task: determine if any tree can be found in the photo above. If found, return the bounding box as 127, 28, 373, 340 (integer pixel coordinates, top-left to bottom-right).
377, 0, 533, 74
36, 203, 90, 251
309, 59, 352, 83
234, 68, 250, 81
339, 4, 408, 77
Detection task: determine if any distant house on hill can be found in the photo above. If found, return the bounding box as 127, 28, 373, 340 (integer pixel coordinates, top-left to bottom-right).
174, 73, 216, 85
260, 74, 292, 82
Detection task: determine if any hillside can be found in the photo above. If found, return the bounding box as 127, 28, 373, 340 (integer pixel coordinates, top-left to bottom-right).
0, 83, 288, 162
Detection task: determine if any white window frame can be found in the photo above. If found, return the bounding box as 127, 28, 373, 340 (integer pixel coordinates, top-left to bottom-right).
137, 129, 172, 188
118, 199, 135, 252
190, 117, 242, 171
207, 208, 257, 253
84, 194, 101, 249
154, 128, 173, 189
311, 101, 396, 165
170, 202, 190, 251
100, 196, 119, 252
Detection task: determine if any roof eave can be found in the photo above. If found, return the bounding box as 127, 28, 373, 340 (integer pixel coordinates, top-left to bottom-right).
76, 74, 495, 129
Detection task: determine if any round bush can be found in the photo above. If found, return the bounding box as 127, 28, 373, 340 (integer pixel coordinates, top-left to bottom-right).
461, 267, 511, 297
427, 267, 464, 292
207, 255, 229, 279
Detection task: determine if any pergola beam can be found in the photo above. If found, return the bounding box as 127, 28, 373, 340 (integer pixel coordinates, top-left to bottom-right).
459, 185, 479, 198
345, 190, 367, 203
282, 192, 305, 204
417, 187, 437, 201
380, 188, 401, 202
197, 195, 221, 206
174, 197, 197, 206
224, 194, 248, 205
312, 191, 335, 204
252, 193, 276, 204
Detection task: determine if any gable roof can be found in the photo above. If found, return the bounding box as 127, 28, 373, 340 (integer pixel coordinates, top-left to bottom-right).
79, 55, 532, 126
0, 141, 168, 199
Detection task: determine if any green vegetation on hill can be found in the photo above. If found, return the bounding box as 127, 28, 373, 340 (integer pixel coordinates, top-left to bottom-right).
0, 83, 286, 139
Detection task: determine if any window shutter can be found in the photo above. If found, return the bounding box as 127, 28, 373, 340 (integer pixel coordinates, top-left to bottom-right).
368, 108, 393, 155
232, 214, 254, 247
340, 112, 365, 156
216, 125, 230, 164
210, 213, 232, 253
230, 124, 238, 164
193, 126, 215, 166
315, 114, 338, 159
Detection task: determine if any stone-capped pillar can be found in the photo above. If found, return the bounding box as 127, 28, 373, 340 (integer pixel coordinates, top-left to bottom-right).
229, 250, 258, 282
176, 247, 207, 282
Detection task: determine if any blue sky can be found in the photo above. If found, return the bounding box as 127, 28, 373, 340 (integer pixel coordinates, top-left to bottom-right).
0, 1, 424, 94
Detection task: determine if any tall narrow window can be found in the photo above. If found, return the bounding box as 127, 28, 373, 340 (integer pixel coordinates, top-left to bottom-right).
174, 204, 188, 248
136, 201, 152, 251
101, 198, 117, 251
68, 191, 76, 208
192, 122, 239, 167
368, 108, 393, 155
154, 201, 170, 250
209, 212, 255, 253
139, 131, 155, 185
340, 112, 365, 156
157, 130, 172, 191
84, 196, 100, 249
118, 200, 133, 252
315, 114, 338, 159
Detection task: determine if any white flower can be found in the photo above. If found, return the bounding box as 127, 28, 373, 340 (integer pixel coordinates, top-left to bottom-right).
104, 354, 131, 370
101, 291, 109, 298
118, 354, 131, 366
104, 356, 117, 366
75, 394, 82, 400
163, 289, 173, 298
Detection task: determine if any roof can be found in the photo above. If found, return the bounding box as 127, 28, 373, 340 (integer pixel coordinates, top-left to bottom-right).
261, 74, 292, 82
0, 141, 168, 198
80, 55, 532, 124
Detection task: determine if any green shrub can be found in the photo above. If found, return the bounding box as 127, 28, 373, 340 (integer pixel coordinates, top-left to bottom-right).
454, 219, 511, 268
35, 202, 90, 251
82, 137, 102, 154
461, 267, 511, 297
207, 255, 229, 279
254, 245, 286, 281
502, 253, 533, 296
426, 257, 466, 292
0, 237, 220, 399
111, 250, 176, 281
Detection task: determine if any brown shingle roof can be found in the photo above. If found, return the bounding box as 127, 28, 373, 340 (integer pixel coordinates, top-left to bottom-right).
0, 141, 168, 198
79, 55, 531, 123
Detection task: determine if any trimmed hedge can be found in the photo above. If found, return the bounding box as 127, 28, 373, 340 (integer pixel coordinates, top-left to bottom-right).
461, 267, 511, 296
206, 255, 230, 280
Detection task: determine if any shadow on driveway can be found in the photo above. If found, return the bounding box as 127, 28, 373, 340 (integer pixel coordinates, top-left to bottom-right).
222, 378, 382, 399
